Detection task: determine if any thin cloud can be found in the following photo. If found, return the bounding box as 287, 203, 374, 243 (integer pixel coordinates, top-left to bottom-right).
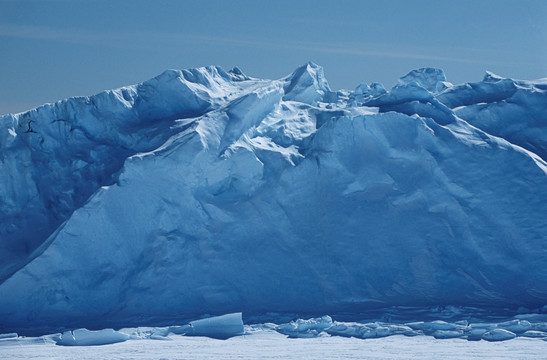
0, 23, 517, 66
0, 23, 265, 50
294, 43, 488, 64
138, 31, 527, 67
0, 23, 99, 44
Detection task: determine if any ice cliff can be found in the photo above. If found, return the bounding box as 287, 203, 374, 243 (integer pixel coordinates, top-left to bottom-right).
0, 63, 546, 334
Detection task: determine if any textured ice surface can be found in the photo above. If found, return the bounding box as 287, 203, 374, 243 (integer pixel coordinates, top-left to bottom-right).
0, 63, 546, 334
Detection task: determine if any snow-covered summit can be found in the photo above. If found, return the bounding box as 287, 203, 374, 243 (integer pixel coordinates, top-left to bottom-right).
0, 64, 545, 334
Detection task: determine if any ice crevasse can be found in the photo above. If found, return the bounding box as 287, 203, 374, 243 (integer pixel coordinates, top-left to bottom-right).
0, 63, 546, 334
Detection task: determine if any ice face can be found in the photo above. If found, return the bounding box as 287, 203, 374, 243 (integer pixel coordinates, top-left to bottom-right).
0, 66, 257, 283
0, 63, 545, 334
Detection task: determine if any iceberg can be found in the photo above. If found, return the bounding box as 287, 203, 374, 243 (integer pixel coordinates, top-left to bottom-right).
0, 63, 545, 334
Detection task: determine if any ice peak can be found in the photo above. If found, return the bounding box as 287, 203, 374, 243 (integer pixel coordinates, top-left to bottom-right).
398, 67, 452, 93
228, 66, 250, 81
149, 66, 236, 94
282, 62, 332, 104
155, 68, 183, 81
354, 82, 387, 97
483, 71, 505, 83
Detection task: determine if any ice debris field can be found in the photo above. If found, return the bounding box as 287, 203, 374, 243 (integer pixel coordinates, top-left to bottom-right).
0, 63, 546, 351
2, 311, 547, 346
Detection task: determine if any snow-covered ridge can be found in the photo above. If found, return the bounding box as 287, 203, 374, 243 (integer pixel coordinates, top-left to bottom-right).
0, 63, 546, 334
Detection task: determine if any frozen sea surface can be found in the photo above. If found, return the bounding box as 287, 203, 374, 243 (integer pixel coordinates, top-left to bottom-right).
1, 331, 546, 360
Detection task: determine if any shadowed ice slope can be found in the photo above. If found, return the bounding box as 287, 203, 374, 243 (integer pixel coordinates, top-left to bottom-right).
0, 63, 545, 333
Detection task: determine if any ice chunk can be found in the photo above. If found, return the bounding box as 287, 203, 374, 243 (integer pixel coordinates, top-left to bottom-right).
278, 315, 333, 333
466, 327, 488, 341
497, 319, 532, 334
0, 333, 17, 339
148, 327, 173, 340
357, 324, 393, 339
432, 329, 464, 339
325, 322, 418, 339
407, 320, 461, 332
56, 328, 129, 346
168, 324, 193, 335
325, 323, 360, 338
187, 313, 244, 339
521, 330, 547, 338
482, 329, 516, 342
277, 316, 333, 338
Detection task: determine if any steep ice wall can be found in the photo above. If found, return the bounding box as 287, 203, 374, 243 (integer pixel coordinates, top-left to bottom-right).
0, 66, 268, 282
0, 64, 545, 334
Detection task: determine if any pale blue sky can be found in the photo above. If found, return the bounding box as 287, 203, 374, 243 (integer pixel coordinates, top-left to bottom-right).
1, 0, 546, 114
